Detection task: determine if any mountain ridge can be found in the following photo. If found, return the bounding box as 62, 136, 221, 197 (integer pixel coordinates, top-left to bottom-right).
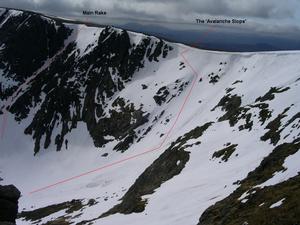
2, 7, 300, 53
0, 8, 300, 225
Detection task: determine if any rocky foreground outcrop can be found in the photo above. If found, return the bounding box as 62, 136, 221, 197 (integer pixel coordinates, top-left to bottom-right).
0, 185, 21, 225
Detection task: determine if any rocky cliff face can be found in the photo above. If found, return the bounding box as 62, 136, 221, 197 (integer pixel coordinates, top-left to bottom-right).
0, 185, 20, 224
1, 8, 300, 225
0, 8, 172, 154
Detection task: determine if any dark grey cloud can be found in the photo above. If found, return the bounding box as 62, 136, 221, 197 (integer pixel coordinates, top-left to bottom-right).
1, 0, 298, 18
0, 0, 70, 13
0, 0, 299, 35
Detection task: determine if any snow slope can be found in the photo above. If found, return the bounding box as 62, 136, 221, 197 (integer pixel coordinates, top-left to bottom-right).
0, 8, 300, 225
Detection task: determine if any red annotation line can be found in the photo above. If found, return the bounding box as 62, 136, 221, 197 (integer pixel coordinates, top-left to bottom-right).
28, 48, 201, 195
160, 49, 201, 145
29, 144, 161, 194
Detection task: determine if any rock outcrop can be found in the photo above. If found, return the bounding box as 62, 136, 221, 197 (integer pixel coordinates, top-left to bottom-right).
0, 185, 21, 225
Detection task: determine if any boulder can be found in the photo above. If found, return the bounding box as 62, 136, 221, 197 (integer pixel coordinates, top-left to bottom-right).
0, 185, 21, 224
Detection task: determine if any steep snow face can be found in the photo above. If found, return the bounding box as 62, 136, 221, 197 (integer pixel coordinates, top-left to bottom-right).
69, 24, 104, 57
0, 8, 300, 225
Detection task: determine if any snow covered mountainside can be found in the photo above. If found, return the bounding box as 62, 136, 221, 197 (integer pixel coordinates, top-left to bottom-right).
0, 8, 300, 225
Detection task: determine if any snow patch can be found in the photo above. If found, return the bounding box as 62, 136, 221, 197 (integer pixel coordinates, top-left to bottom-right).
256, 150, 300, 188
74, 25, 103, 56
270, 198, 285, 208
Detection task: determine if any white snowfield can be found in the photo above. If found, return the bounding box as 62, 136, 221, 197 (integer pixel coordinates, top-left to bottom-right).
1, 20, 300, 225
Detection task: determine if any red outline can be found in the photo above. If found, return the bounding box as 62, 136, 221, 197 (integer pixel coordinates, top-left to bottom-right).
1, 21, 216, 195
28, 48, 201, 195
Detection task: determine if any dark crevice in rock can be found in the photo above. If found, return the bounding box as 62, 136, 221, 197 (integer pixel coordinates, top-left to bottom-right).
153, 80, 189, 106
212, 144, 238, 162
212, 94, 243, 126
261, 107, 291, 145
255, 87, 290, 103
208, 73, 220, 84
153, 86, 169, 105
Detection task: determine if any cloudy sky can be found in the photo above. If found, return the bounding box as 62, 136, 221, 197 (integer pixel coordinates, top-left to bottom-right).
1, 0, 300, 39
1, 1, 299, 24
